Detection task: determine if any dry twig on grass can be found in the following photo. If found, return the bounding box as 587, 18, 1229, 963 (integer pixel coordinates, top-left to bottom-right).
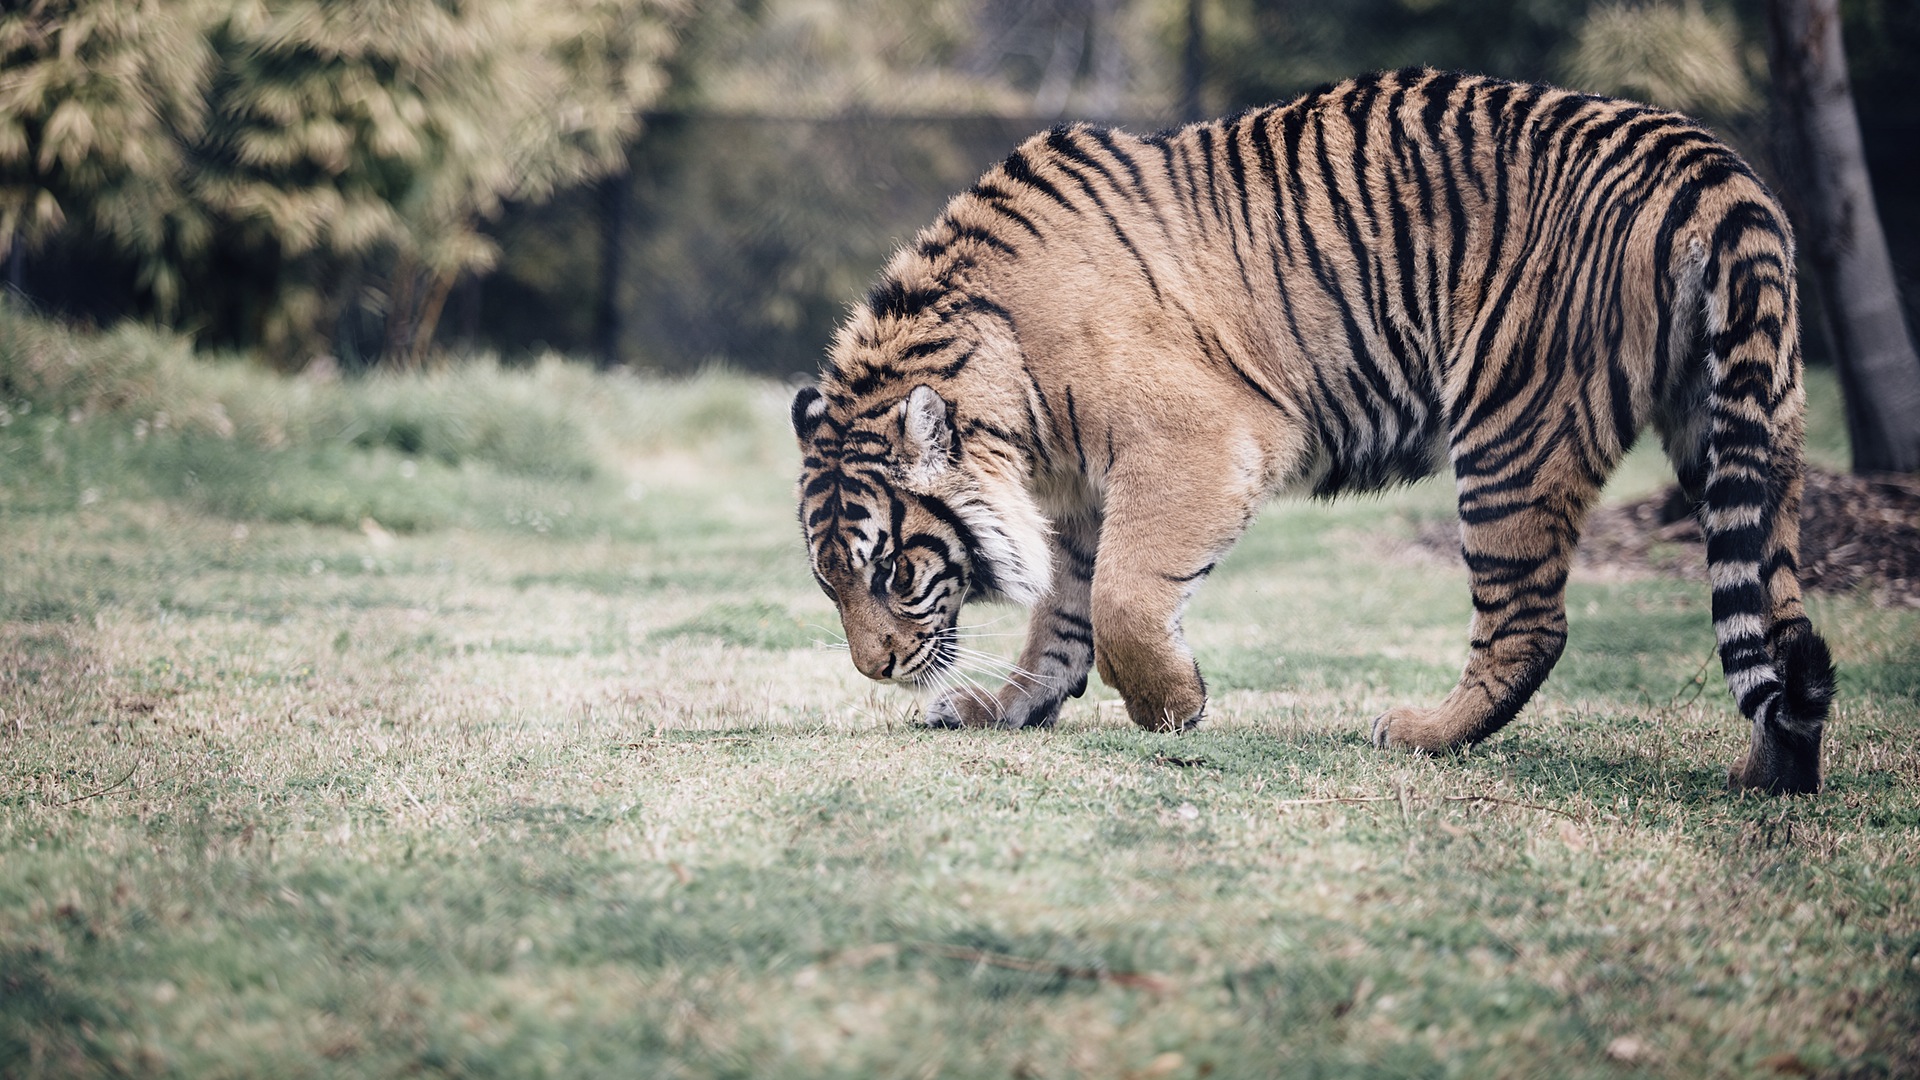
1443, 794, 1585, 822
1268, 791, 1587, 824
54, 761, 142, 807
1271, 795, 1398, 808
912, 942, 1172, 993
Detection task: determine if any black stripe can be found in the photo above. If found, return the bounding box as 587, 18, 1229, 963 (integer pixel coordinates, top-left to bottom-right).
1001, 149, 1075, 211
898, 338, 955, 362
1165, 561, 1216, 583
970, 182, 1045, 237
1197, 125, 1227, 227
948, 295, 1015, 325
1201, 331, 1286, 414
936, 349, 974, 379
949, 224, 1016, 255
1084, 124, 1147, 192
1064, 384, 1088, 473
868, 278, 941, 320
916, 496, 995, 596
1048, 154, 1166, 304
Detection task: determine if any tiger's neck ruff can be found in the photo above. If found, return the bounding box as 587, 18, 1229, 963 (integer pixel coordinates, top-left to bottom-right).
793, 68, 1834, 794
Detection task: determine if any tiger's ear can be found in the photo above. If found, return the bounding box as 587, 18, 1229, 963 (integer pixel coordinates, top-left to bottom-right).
790, 385, 827, 443
898, 384, 955, 490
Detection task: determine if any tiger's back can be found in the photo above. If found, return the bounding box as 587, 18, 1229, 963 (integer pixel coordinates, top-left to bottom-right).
794, 68, 1834, 793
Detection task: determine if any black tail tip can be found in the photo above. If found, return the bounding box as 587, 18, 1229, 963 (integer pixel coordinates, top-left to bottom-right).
1779, 629, 1836, 727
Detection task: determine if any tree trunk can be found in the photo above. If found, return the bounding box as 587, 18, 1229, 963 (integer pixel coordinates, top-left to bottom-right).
409, 269, 458, 363
1180, 0, 1205, 122
1767, 0, 1920, 474
382, 253, 422, 367
593, 170, 629, 370
5, 233, 22, 297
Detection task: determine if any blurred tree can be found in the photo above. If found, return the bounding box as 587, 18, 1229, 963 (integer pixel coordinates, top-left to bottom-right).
671, 0, 1000, 116
197, 0, 690, 367
1562, 1, 1758, 117
487, 113, 1045, 373
0, 0, 217, 306
1842, 0, 1920, 301
959, 0, 1145, 116
1, 0, 687, 367
1767, 0, 1920, 473
675, 0, 1175, 119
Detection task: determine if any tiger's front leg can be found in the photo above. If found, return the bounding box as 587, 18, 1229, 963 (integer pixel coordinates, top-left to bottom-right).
924, 510, 1100, 729
1088, 460, 1254, 733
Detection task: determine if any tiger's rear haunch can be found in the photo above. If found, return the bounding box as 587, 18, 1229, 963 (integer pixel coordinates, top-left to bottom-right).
793, 68, 1835, 794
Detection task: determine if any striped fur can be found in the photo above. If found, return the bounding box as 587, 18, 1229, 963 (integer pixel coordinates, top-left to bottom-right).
793, 69, 1835, 792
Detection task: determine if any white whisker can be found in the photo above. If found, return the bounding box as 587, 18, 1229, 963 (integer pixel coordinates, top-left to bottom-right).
948, 646, 1051, 690
952, 612, 1023, 632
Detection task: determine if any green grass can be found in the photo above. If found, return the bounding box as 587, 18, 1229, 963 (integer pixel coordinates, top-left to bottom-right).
2, 311, 1917, 1078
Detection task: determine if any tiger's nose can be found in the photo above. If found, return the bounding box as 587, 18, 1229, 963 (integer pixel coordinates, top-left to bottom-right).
849, 637, 897, 681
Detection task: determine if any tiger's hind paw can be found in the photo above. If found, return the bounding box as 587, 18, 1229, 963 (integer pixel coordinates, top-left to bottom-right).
1727, 741, 1822, 795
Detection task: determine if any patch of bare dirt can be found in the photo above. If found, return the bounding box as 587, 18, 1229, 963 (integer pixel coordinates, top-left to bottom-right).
1411, 466, 1920, 608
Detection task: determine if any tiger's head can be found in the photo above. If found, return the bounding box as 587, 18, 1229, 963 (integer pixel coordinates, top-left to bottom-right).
792, 380, 1050, 686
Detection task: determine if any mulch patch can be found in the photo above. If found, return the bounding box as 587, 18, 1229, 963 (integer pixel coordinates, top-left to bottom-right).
1412, 466, 1920, 608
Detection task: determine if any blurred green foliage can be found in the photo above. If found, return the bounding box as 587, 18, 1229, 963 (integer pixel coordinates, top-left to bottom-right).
1, 0, 687, 367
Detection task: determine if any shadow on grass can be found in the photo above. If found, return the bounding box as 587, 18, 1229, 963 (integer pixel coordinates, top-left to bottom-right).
1070, 726, 1359, 776
0, 948, 118, 1074
1200, 646, 1457, 697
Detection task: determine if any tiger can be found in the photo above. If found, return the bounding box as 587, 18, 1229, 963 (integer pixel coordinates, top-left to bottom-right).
791, 68, 1836, 794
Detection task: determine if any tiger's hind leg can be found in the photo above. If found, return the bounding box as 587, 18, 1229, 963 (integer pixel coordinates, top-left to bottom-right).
923, 509, 1100, 730
1372, 467, 1599, 752
1726, 393, 1835, 794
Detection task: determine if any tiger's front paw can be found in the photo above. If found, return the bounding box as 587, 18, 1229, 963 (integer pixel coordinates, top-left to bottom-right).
1121, 687, 1206, 733
1371, 705, 1453, 752
923, 687, 1068, 730
996, 691, 1067, 730
921, 688, 992, 729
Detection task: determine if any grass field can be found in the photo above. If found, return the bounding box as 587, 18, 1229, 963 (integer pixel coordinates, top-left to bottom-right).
2, 311, 1917, 1078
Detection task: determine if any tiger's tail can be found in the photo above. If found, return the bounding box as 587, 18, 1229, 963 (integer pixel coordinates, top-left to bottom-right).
1693, 186, 1836, 794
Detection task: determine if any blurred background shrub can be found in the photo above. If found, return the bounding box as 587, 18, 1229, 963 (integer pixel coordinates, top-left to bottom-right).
0, 298, 786, 532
